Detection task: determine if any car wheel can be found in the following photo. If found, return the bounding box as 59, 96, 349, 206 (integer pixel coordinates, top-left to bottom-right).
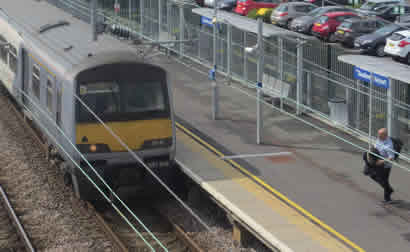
328, 33, 337, 43
392, 56, 400, 62
375, 44, 386, 57
407, 54, 410, 65
287, 20, 292, 30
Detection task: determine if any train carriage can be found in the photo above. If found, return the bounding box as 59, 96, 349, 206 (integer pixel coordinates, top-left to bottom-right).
0, 0, 176, 200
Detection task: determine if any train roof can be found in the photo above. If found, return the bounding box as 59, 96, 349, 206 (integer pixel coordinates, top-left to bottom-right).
0, 0, 146, 79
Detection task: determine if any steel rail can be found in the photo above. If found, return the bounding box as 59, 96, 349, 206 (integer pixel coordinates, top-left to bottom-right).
0, 185, 36, 252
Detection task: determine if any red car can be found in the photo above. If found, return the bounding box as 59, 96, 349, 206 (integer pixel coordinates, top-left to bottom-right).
234, 0, 280, 16
311, 12, 357, 42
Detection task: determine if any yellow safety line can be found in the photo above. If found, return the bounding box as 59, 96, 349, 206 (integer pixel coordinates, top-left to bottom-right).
176, 122, 365, 252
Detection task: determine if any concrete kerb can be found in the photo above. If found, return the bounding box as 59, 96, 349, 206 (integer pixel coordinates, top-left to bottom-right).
176, 159, 292, 252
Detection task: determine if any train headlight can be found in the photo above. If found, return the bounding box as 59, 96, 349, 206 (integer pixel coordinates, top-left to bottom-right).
90, 144, 97, 152
142, 138, 172, 149
77, 144, 111, 153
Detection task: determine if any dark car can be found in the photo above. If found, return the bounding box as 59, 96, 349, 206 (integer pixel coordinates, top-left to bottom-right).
290, 6, 355, 34
359, 4, 410, 22
354, 22, 410, 56
204, 0, 237, 10
334, 17, 388, 47
304, 0, 351, 7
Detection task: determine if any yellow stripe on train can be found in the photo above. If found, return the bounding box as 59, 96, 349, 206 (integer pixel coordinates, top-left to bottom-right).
76, 119, 172, 152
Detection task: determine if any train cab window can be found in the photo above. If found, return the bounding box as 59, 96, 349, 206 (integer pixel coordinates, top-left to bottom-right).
8, 46, 17, 74
77, 80, 169, 122
46, 78, 54, 112
32, 64, 40, 99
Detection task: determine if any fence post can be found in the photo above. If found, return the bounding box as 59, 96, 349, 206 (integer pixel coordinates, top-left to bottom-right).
256, 18, 264, 145
279, 37, 284, 111
91, 0, 97, 41
387, 78, 395, 137
307, 71, 312, 108
244, 32, 248, 81
355, 80, 361, 130
296, 40, 303, 115
227, 23, 232, 80
140, 0, 144, 36
179, 4, 184, 57
369, 74, 374, 150
212, 2, 219, 120
158, 0, 162, 37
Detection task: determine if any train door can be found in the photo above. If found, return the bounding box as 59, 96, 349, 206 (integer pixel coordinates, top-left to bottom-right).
20, 49, 29, 105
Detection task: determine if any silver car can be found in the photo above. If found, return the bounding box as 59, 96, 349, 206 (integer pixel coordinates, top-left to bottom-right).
271, 2, 317, 29
204, 0, 237, 10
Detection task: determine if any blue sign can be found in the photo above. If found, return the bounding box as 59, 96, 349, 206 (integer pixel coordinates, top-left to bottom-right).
209, 68, 216, 81
353, 66, 389, 89
201, 16, 213, 28
257, 82, 263, 88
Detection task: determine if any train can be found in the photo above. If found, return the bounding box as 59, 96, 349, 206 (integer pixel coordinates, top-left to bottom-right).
0, 0, 176, 201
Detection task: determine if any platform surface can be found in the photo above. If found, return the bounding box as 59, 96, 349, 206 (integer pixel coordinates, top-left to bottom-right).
149, 54, 410, 252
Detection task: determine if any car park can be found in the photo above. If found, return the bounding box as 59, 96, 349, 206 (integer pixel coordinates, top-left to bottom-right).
271, 2, 317, 28
290, 6, 355, 34
334, 17, 388, 47
234, 0, 280, 16
359, 3, 410, 22
204, 0, 237, 10
311, 12, 358, 41
384, 30, 410, 63
355, 23, 409, 56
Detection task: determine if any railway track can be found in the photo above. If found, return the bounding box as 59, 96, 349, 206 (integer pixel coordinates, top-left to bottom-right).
1, 87, 204, 252
0, 185, 33, 252
91, 200, 203, 252
0, 87, 114, 251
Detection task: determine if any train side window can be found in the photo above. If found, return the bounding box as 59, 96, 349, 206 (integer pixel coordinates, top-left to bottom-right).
9, 46, 17, 74
0, 35, 7, 63
46, 78, 54, 112
56, 89, 62, 127
32, 64, 40, 99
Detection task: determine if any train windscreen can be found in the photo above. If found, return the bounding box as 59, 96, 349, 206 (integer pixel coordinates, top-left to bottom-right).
77, 80, 169, 122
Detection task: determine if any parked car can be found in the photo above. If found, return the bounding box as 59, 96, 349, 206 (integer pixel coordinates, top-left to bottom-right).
355, 23, 409, 56
234, 0, 280, 16
384, 30, 410, 63
204, 0, 237, 10
396, 14, 410, 23
271, 2, 317, 28
290, 6, 355, 34
359, 3, 410, 22
357, 0, 403, 14
311, 12, 358, 41
334, 17, 388, 47
305, 0, 351, 7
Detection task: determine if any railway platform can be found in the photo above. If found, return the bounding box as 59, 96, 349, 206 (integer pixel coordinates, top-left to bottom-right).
150, 54, 410, 252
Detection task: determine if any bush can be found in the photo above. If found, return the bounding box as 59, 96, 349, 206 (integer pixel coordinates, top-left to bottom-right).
246, 8, 273, 23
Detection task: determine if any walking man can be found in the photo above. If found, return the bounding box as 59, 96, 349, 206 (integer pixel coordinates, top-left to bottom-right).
374, 128, 395, 203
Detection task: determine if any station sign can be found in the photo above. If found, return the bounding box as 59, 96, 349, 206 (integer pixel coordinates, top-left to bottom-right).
201, 16, 213, 28
353, 66, 389, 89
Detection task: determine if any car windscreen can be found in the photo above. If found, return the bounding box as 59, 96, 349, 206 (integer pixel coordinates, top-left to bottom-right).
317, 15, 329, 24
389, 32, 406, 41
276, 5, 288, 12
374, 24, 400, 35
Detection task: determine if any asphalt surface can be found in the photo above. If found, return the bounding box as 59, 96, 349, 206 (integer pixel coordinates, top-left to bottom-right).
151, 52, 410, 252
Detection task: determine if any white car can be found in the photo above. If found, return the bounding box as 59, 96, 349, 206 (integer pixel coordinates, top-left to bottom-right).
384, 30, 410, 64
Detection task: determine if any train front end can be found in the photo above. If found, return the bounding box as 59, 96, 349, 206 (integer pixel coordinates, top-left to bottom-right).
74, 61, 175, 200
